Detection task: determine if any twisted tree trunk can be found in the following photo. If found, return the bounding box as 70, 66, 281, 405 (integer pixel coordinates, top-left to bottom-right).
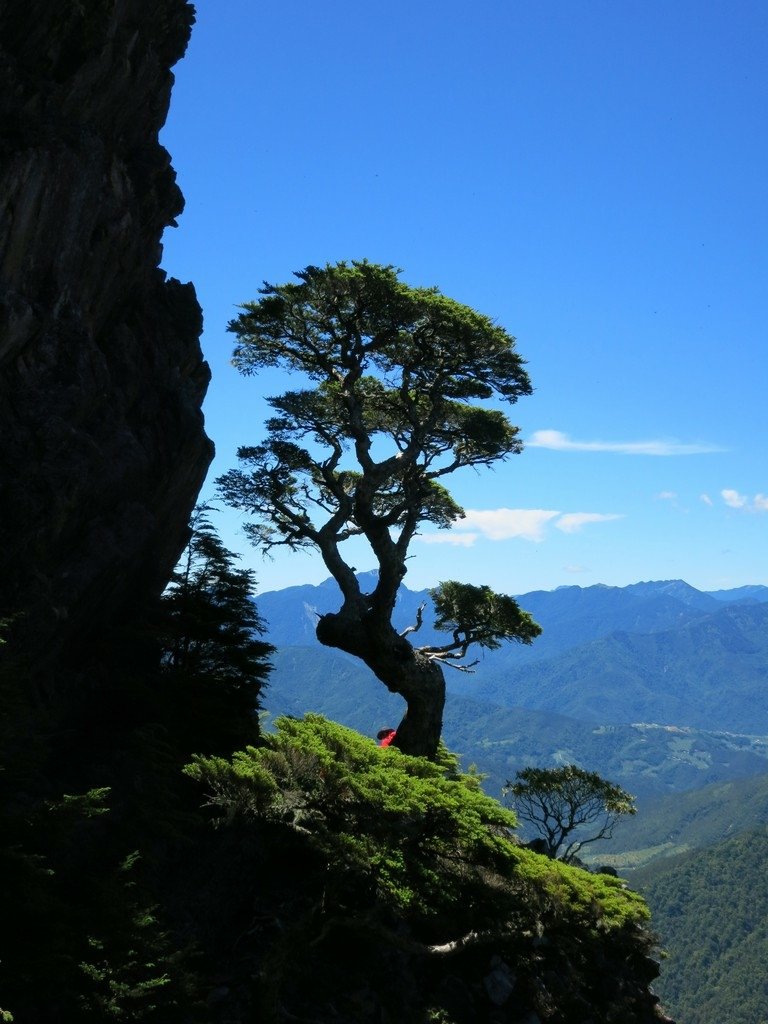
316, 608, 445, 758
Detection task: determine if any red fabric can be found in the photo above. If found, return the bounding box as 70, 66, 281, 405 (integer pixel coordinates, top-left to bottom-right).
378, 729, 396, 747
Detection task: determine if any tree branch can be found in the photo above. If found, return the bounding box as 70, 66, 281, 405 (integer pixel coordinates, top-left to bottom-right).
400, 602, 426, 638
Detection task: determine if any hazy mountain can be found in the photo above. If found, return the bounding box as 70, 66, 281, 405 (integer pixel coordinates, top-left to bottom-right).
264, 646, 768, 799
258, 577, 768, 733
463, 602, 768, 732
257, 575, 735, 662
707, 584, 768, 604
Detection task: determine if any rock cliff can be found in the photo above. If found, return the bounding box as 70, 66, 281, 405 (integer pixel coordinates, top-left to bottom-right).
0, 0, 212, 667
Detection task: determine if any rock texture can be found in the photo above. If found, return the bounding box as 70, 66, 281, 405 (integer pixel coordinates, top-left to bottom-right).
0, 0, 212, 664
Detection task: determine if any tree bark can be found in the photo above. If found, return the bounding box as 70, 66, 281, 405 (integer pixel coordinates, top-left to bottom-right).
315, 609, 445, 758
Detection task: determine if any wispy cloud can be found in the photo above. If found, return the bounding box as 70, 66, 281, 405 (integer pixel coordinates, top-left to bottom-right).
564, 564, 588, 574
722, 489, 748, 509
555, 512, 624, 534
528, 429, 724, 457
721, 489, 768, 513
700, 493, 713, 506
657, 491, 677, 501
417, 531, 479, 547
416, 507, 623, 545
460, 508, 561, 542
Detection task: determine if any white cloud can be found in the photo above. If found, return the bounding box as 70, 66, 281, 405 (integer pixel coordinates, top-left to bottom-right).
564, 564, 588, 574
418, 507, 623, 545
657, 491, 677, 501
416, 531, 478, 547
527, 429, 724, 457
700, 493, 713, 506
721, 489, 768, 513
460, 508, 561, 542
555, 512, 624, 534
722, 489, 748, 509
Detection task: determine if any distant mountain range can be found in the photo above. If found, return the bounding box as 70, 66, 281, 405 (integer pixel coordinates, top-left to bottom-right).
257, 576, 768, 796
456, 601, 768, 732
258, 575, 768, 732
265, 645, 768, 799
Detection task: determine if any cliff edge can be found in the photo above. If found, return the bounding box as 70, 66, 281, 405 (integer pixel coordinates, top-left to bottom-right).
0, 0, 212, 668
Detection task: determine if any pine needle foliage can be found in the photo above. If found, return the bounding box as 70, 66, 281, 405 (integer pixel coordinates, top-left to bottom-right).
218, 261, 540, 755
157, 505, 274, 754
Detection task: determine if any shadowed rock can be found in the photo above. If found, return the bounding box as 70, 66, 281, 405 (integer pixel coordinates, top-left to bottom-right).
0, 0, 213, 669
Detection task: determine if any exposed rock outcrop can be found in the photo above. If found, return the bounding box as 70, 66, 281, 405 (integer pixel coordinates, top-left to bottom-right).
0, 0, 212, 667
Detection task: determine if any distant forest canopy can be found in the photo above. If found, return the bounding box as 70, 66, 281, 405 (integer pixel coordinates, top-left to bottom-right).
633, 827, 768, 1024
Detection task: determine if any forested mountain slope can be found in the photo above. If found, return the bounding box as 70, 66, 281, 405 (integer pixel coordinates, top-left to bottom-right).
588, 770, 768, 869
632, 828, 768, 1024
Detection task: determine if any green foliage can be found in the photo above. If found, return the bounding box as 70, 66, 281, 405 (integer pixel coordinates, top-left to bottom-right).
187, 713, 515, 916
229, 260, 530, 396
186, 714, 649, 933
505, 765, 636, 862
218, 261, 538, 753
428, 580, 541, 661
182, 714, 657, 1023
220, 260, 531, 554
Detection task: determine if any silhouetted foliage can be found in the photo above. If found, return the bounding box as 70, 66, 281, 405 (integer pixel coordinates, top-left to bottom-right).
0, 512, 274, 1022
156, 505, 274, 754
505, 765, 636, 862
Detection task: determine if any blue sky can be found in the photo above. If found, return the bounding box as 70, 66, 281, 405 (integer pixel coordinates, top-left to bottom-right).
160, 0, 767, 596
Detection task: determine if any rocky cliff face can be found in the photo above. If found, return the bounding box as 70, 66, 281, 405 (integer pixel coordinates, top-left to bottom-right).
0, 0, 212, 666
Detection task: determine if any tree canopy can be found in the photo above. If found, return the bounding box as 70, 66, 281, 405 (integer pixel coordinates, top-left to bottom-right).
505, 765, 637, 863
218, 261, 540, 756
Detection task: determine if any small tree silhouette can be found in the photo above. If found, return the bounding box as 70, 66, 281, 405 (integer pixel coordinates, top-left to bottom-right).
505, 765, 636, 863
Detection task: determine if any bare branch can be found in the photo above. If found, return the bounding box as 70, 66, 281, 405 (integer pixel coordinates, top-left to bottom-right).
400, 601, 426, 638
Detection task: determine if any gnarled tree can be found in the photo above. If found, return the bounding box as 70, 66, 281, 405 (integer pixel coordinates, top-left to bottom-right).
504, 765, 637, 863
217, 261, 540, 756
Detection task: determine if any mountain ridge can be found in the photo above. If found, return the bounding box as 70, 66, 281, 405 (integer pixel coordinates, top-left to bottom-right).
264, 645, 768, 799
257, 576, 768, 734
